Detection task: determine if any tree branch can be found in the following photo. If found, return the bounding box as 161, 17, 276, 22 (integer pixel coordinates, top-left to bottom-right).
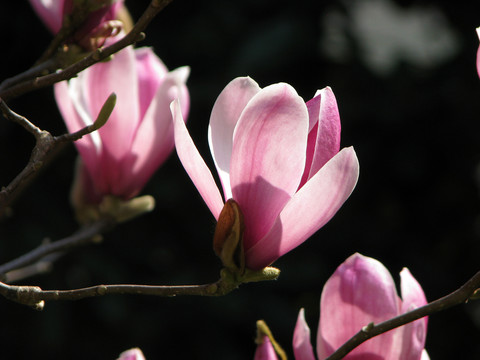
325, 269, 480, 360
0, 97, 113, 215
0, 267, 280, 310
0, 219, 114, 279
0, 0, 173, 101
0, 58, 60, 94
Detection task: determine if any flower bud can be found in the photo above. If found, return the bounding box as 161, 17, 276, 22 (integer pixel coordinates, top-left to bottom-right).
213, 199, 245, 275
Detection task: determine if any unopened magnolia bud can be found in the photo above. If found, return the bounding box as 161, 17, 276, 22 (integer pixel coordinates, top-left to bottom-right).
93, 92, 116, 130
99, 195, 155, 223
241, 266, 280, 283
72, 191, 155, 224
213, 199, 245, 275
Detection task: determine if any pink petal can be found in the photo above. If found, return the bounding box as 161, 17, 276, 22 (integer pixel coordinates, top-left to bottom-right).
293, 308, 316, 360
171, 100, 224, 219
118, 66, 190, 198
245, 147, 359, 269
395, 268, 428, 360
134, 47, 168, 119
54, 80, 101, 187
230, 83, 309, 250
254, 336, 279, 360
300, 87, 341, 187
117, 348, 146, 360
29, 0, 64, 33
476, 28, 480, 78
208, 77, 261, 200
73, 0, 123, 48
317, 253, 399, 359
83, 44, 140, 162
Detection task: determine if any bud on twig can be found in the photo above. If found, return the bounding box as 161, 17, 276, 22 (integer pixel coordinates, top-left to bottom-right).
213, 199, 245, 275
93, 92, 116, 130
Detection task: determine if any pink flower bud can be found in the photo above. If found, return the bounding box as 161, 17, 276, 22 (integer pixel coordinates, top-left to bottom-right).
171, 77, 359, 270
55, 40, 190, 205
28, 0, 124, 49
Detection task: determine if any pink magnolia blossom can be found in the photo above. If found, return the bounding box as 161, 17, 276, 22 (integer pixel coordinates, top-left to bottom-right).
28, 0, 123, 48
295, 253, 428, 360
117, 348, 145, 360
171, 77, 359, 270
55, 41, 190, 204
477, 27, 480, 78
255, 254, 428, 360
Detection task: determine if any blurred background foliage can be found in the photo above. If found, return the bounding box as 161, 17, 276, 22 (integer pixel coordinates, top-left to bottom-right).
1, 0, 480, 358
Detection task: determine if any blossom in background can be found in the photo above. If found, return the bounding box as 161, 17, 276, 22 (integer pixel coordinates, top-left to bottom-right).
55, 39, 190, 207
476, 27, 480, 78
171, 77, 359, 270
28, 0, 124, 49
255, 253, 429, 359
117, 348, 145, 360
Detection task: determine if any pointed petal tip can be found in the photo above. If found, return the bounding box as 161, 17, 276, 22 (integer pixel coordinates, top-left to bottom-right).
171, 65, 191, 82
293, 308, 316, 360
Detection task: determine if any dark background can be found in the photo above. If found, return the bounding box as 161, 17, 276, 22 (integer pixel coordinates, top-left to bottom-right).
1, 0, 480, 358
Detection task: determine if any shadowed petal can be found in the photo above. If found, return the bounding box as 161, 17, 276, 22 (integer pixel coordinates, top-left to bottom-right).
135, 47, 169, 119
245, 147, 359, 269
317, 253, 399, 359
119, 66, 190, 198
209, 77, 261, 200
171, 100, 224, 219
54, 79, 102, 186
28, 0, 64, 33
231, 83, 309, 248
84, 44, 140, 161
293, 308, 316, 360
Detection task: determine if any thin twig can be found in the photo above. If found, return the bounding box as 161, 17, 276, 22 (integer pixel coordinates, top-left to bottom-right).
0, 99, 55, 213
0, 219, 114, 278
325, 269, 480, 360
35, 3, 93, 65
0, 0, 173, 101
0, 98, 44, 136
0, 98, 112, 215
0, 58, 60, 93
4, 257, 56, 283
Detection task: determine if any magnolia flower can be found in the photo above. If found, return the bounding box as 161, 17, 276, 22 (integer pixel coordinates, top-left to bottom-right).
477, 27, 480, 78
171, 77, 359, 270
117, 348, 146, 360
255, 253, 429, 359
55, 41, 190, 207
28, 0, 124, 49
